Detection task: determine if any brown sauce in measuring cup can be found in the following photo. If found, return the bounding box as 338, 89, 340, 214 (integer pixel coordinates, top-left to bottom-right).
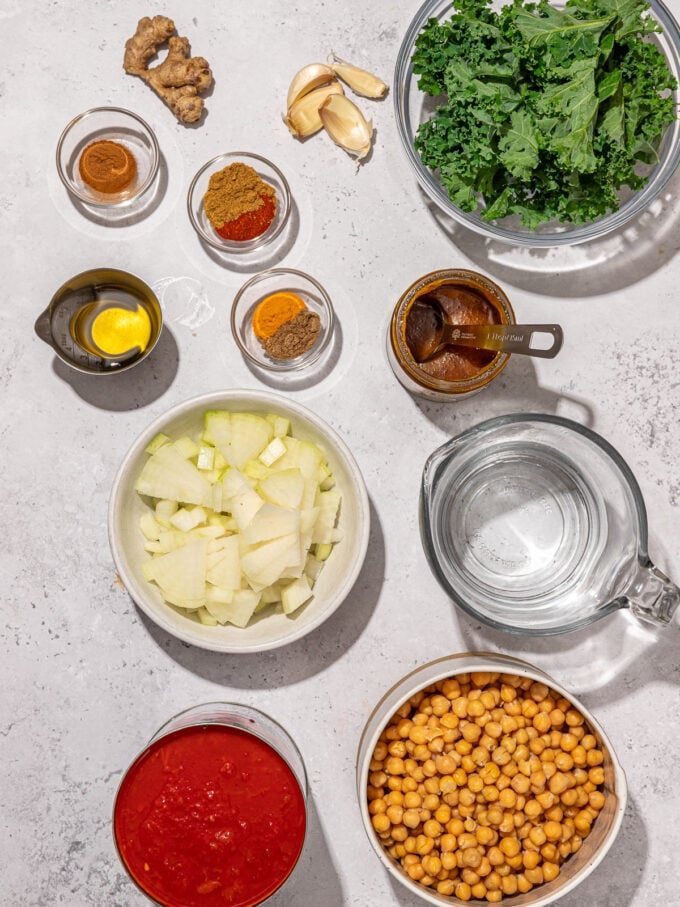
405, 282, 502, 381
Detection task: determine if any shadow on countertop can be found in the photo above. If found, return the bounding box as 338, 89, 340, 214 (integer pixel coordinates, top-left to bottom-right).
51, 325, 179, 410
411, 355, 594, 438
559, 794, 648, 907
455, 598, 680, 706
268, 798, 345, 907
420, 165, 680, 297
139, 498, 385, 686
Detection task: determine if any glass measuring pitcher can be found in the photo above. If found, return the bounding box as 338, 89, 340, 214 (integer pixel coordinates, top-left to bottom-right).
421, 414, 680, 635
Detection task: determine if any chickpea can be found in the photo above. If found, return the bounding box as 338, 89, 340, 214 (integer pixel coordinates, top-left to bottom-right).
502, 875, 518, 895
486, 870, 503, 891
517, 873, 533, 893
500, 685, 517, 703
441, 851, 457, 871
407, 863, 425, 881
471, 882, 487, 899
589, 767, 605, 786
536, 791, 556, 810
499, 788, 517, 809
511, 774, 530, 795
589, 790, 606, 810
423, 854, 442, 876
499, 836, 521, 858
463, 847, 483, 868
423, 792, 440, 809
540, 843, 559, 863
416, 835, 434, 856
549, 708, 565, 727
544, 820, 562, 841
423, 819, 442, 838
372, 814, 391, 833
525, 866, 544, 886
574, 811, 593, 834
461, 755, 476, 774
522, 850, 540, 870
455, 882, 472, 901
533, 712, 551, 734
529, 826, 547, 847
549, 773, 570, 795
480, 691, 497, 711
403, 809, 421, 829
525, 799, 542, 819
392, 825, 408, 843
386, 806, 403, 824
487, 806, 504, 826
560, 733, 578, 752
435, 754, 456, 775
486, 891, 503, 903
462, 723, 482, 744
476, 826, 495, 846
487, 846, 504, 866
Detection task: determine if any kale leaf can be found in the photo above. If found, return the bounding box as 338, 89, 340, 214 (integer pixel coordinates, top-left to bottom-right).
412, 0, 677, 227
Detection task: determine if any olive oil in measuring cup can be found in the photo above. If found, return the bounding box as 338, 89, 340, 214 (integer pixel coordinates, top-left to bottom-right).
35, 268, 162, 374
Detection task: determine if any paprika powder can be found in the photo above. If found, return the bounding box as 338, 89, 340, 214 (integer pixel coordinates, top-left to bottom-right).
203, 162, 277, 242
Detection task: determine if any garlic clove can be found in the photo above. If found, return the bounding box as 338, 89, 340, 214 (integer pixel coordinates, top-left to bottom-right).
287, 63, 336, 109
285, 81, 344, 138
319, 94, 374, 160
328, 53, 388, 99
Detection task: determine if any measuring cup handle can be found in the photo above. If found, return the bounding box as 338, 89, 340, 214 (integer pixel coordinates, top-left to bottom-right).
626, 560, 680, 626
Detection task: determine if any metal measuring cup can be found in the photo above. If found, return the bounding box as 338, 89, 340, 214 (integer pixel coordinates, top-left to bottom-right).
35, 268, 163, 375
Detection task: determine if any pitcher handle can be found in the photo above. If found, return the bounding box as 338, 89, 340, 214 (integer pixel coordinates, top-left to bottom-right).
627, 560, 680, 626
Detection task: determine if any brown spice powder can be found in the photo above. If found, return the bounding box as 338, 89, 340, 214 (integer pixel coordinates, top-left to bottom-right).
203, 163, 276, 229
261, 310, 321, 360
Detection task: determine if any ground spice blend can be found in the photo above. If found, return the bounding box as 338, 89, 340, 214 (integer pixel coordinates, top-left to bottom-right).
203, 163, 277, 241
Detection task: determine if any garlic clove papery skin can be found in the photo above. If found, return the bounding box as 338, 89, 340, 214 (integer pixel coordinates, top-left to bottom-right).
328, 55, 388, 99
285, 81, 344, 138
286, 63, 336, 109
319, 94, 374, 160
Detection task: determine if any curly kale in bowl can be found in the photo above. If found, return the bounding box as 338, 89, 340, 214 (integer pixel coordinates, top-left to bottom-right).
413, 0, 677, 228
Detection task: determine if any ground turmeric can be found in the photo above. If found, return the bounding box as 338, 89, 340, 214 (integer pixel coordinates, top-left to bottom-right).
253, 292, 307, 340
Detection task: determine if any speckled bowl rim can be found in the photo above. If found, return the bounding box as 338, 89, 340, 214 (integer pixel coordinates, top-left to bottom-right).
55, 106, 160, 209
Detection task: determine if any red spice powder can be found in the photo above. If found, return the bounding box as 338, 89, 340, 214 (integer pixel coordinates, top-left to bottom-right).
217, 194, 276, 242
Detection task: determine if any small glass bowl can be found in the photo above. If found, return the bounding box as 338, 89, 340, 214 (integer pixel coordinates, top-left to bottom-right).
188, 152, 291, 253
56, 107, 160, 208
394, 0, 680, 247
231, 268, 335, 372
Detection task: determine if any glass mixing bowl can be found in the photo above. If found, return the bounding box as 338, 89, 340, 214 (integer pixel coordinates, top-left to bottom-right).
394, 0, 680, 247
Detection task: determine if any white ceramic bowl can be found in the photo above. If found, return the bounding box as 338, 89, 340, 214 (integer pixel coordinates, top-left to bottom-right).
357, 653, 627, 907
109, 390, 370, 652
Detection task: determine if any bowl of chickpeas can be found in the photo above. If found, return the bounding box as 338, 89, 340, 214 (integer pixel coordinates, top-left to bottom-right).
357, 653, 626, 906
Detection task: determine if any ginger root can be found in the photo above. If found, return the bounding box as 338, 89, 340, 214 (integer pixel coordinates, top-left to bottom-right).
123, 16, 213, 124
